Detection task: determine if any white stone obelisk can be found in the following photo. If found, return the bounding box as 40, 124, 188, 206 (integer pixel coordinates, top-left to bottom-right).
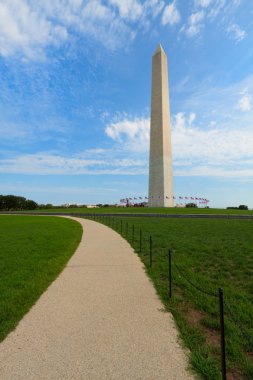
148, 44, 174, 207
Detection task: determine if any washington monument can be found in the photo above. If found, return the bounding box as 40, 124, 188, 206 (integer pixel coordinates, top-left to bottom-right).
148, 44, 174, 207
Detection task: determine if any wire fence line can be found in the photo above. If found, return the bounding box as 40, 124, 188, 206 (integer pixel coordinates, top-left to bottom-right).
172, 257, 219, 298
84, 214, 253, 380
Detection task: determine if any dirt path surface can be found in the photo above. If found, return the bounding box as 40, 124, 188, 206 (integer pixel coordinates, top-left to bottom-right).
0, 217, 195, 380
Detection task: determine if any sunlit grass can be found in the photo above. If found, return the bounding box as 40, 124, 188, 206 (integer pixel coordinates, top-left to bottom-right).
0, 215, 82, 342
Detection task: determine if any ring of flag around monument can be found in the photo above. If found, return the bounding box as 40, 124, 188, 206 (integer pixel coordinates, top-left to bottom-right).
120, 197, 210, 205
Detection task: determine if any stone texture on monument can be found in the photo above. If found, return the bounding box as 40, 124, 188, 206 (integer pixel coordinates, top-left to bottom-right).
148, 44, 174, 207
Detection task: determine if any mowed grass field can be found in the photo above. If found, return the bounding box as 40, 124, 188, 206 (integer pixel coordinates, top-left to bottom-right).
25, 206, 253, 215
93, 215, 253, 379
0, 215, 82, 342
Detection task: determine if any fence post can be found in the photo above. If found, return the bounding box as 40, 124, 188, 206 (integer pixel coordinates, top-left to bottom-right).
149, 235, 152, 267
219, 288, 227, 380
140, 228, 142, 253
126, 222, 128, 237
132, 225, 135, 243
121, 220, 122, 234
169, 249, 172, 298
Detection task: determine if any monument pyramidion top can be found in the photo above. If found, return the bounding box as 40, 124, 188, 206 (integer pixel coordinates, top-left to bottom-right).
153, 43, 166, 56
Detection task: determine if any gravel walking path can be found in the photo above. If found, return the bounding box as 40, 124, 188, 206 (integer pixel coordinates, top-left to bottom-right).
0, 217, 195, 379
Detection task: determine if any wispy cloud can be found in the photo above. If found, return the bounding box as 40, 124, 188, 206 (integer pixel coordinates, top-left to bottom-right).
108, 0, 143, 22
182, 10, 205, 38
237, 94, 252, 112
207, 0, 226, 20
0, 151, 147, 175
172, 112, 253, 165
161, 1, 181, 26
226, 23, 247, 42
0, 0, 68, 60
176, 166, 253, 179
195, 0, 213, 8
0, 0, 165, 60
2, 104, 252, 180
105, 115, 150, 152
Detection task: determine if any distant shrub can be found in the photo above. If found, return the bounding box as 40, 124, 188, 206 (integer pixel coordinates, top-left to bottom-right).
186, 203, 198, 208
238, 205, 248, 210
39, 204, 53, 209
227, 205, 248, 210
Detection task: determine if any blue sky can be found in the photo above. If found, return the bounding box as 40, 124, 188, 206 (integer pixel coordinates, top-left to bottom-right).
0, 0, 252, 207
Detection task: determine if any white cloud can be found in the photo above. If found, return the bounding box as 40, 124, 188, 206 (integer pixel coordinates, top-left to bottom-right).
108, 0, 142, 22
0, 0, 68, 59
184, 11, 205, 38
189, 112, 196, 125
104, 110, 253, 179
226, 23, 247, 42
189, 11, 205, 24
207, 0, 226, 20
171, 112, 253, 164
0, 152, 147, 175
195, 0, 213, 7
2, 110, 252, 179
1, 107, 253, 179
176, 166, 253, 178
105, 116, 150, 152
144, 0, 165, 18
161, 1, 181, 26
237, 94, 252, 112
0, 0, 165, 60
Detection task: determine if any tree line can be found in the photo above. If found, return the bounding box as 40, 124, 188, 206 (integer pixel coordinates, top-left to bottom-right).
0, 195, 38, 211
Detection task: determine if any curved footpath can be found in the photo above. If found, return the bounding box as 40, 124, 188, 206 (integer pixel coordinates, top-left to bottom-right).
0, 217, 195, 380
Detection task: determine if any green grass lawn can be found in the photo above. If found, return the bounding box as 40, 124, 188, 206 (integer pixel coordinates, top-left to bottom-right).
93, 215, 253, 379
15, 206, 253, 215
0, 215, 82, 342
